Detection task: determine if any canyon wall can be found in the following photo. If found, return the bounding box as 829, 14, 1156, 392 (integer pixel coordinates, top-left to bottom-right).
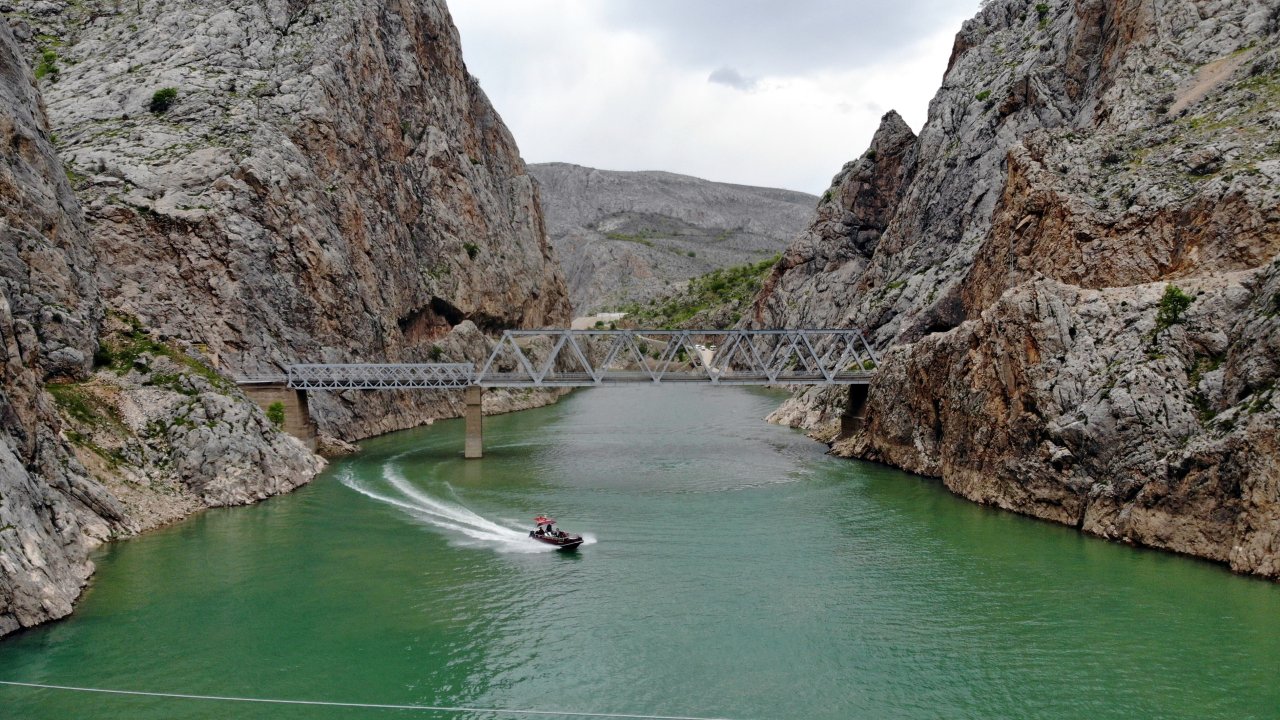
11, 0, 569, 440
754, 0, 1280, 577
0, 17, 322, 638
1, 0, 569, 636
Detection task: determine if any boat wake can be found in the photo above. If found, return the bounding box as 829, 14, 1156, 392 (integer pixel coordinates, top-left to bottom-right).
339, 464, 594, 553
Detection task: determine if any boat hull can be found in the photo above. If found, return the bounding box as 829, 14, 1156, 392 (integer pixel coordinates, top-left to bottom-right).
532, 534, 583, 551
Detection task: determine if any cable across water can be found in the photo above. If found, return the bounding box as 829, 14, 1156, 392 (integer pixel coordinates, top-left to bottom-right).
0, 680, 742, 720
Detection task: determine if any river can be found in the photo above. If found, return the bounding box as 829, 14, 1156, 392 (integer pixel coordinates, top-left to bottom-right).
1, 385, 1276, 719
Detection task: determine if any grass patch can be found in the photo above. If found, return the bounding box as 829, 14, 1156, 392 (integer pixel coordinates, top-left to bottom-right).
96, 311, 233, 392
96, 316, 170, 374
47, 382, 108, 426
614, 254, 779, 329
47, 382, 128, 436
142, 371, 196, 396
34, 49, 58, 82
605, 229, 659, 247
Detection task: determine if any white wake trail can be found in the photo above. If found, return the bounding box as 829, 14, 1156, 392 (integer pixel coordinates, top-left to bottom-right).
339, 466, 556, 553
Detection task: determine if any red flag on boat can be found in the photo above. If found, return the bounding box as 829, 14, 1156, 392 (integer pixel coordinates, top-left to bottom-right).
534, 515, 554, 525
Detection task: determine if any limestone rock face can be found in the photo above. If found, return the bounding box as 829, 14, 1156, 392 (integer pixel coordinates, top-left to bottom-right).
0, 17, 109, 638
1, 0, 569, 634
756, 0, 1280, 576
14, 0, 570, 440
1, 15, 325, 637
530, 162, 815, 314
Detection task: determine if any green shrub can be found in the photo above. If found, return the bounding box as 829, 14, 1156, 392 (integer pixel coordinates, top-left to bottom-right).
35, 50, 58, 82
463, 242, 479, 260
1154, 284, 1194, 333
149, 87, 179, 114
1035, 3, 1051, 21
266, 401, 286, 429
975, 90, 992, 102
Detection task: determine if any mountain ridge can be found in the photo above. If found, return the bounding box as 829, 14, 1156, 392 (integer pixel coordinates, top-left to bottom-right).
530, 161, 815, 314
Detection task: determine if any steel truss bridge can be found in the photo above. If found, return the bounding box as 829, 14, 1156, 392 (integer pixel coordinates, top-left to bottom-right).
281, 329, 878, 390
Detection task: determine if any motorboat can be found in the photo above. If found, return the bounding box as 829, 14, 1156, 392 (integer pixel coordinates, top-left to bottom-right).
529, 515, 584, 551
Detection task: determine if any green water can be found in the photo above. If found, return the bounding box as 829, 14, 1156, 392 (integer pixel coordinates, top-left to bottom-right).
1, 386, 1277, 719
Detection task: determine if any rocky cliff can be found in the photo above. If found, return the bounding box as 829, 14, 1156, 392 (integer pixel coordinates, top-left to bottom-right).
1, 0, 569, 637
0, 16, 322, 639
11, 0, 570, 440
0, 15, 110, 638
530, 162, 814, 314
754, 0, 1280, 577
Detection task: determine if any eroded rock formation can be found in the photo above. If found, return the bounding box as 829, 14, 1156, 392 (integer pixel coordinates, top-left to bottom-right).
0, 17, 322, 638
10, 0, 570, 440
1, 0, 570, 636
754, 0, 1280, 577
531, 162, 814, 314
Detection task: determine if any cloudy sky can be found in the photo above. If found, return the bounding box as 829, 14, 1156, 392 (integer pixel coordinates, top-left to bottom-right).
451, 1, 982, 194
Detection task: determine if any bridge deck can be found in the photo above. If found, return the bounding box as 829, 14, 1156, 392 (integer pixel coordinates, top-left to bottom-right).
264, 329, 879, 391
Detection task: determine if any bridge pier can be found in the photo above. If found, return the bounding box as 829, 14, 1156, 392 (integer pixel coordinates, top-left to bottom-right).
464, 385, 484, 459
239, 382, 317, 451
839, 384, 870, 438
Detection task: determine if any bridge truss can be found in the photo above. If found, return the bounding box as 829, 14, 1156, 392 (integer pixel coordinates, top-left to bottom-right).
277, 329, 878, 390
475, 329, 878, 387
285, 363, 475, 390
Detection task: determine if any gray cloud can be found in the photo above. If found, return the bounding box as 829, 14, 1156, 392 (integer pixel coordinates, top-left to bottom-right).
600, 0, 967, 76
708, 66, 759, 91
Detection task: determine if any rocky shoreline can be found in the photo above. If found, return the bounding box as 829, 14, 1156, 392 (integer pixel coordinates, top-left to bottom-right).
755, 0, 1280, 579
0, 0, 572, 638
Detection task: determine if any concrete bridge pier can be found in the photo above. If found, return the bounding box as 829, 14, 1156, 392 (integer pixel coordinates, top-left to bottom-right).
464, 385, 484, 459
239, 382, 318, 451
839, 384, 870, 439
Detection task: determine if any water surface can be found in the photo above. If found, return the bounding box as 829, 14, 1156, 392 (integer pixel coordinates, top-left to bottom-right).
1, 386, 1276, 719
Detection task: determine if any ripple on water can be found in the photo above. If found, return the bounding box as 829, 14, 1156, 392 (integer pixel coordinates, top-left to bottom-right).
0, 386, 1277, 720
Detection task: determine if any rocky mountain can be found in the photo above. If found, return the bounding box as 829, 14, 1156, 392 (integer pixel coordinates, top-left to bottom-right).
0, 0, 570, 637
529, 162, 814, 314
753, 0, 1280, 578
0, 17, 321, 638
10, 0, 569, 440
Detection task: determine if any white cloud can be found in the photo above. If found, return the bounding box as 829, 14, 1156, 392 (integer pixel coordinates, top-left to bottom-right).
450, 1, 980, 194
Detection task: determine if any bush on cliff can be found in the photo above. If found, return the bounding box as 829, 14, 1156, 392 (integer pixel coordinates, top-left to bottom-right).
149, 87, 179, 114
267, 402, 286, 429
1154, 284, 1194, 334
